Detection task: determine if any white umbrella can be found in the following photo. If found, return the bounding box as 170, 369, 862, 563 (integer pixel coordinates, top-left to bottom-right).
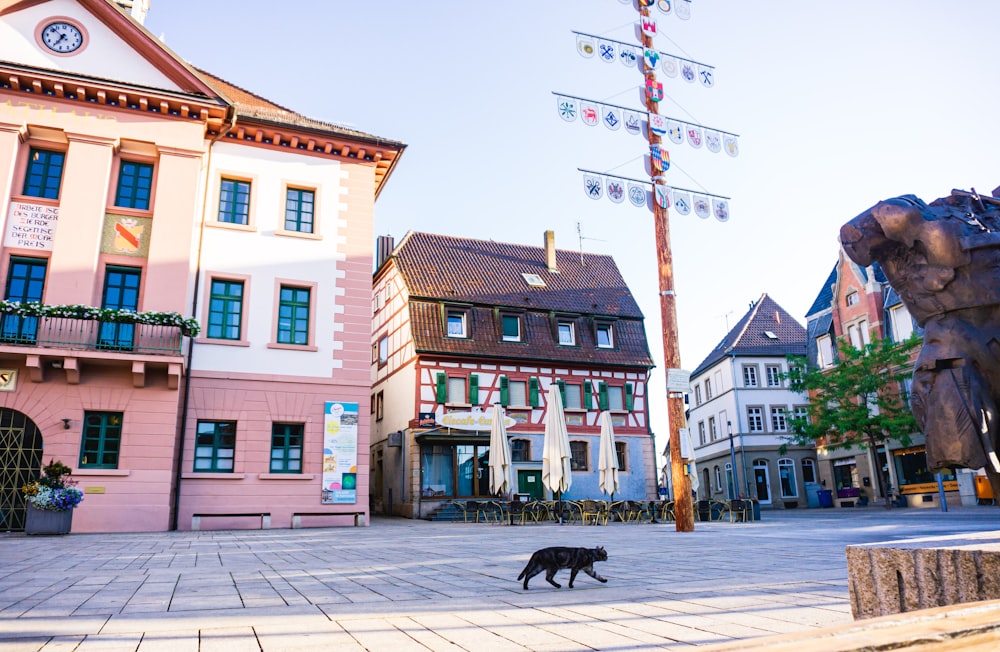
488, 404, 513, 498
542, 385, 573, 500
598, 410, 619, 499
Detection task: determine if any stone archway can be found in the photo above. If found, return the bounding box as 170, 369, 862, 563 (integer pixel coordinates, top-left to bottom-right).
0, 409, 43, 531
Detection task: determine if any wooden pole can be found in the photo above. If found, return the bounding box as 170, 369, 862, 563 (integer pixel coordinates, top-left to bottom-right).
641, 4, 694, 532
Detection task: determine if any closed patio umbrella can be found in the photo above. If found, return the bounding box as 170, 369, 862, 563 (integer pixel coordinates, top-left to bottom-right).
488, 404, 513, 498
542, 385, 572, 522
598, 410, 619, 499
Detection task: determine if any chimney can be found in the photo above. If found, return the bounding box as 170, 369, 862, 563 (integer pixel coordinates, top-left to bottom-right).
544, 230, 558, 273
375, 234, 394, 270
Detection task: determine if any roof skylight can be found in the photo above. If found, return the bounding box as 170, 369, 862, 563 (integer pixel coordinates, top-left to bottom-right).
522, 273, 546, 287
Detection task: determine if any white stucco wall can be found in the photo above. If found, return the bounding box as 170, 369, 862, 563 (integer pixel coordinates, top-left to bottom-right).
0, 0, 181, 91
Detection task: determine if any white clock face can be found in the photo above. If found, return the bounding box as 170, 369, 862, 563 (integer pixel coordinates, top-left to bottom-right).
41, 22, 84, 54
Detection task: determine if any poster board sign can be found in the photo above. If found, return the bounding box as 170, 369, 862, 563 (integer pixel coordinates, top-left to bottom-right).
4, 201, 58, 250
322, 401, 358, 504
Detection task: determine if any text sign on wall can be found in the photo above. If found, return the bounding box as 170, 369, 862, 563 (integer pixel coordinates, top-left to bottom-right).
322, 401, 359, 504
4, 202, 58, 250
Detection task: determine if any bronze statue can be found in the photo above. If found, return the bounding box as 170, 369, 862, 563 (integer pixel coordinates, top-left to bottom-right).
840, 187, 1000, 501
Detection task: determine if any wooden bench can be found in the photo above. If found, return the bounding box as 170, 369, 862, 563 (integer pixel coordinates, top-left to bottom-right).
191, 512, 270, 531
292, 512, 366, 528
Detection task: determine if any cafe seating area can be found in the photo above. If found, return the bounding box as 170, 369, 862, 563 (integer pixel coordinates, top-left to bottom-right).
441, 498, 754, 524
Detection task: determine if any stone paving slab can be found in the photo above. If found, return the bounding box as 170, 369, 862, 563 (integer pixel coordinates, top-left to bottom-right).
1, 507, 999, 651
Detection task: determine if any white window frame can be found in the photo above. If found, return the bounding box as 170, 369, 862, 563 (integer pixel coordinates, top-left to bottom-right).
558, 321, 576, 345
694, 385, 702, 406
607, 385, 625, 411
501, 314, 521, 342
778, 457, 798, 498
747, 407, 764, 432
770, 406, 787, 432
378, 335, 388, 366
596, 323, 614, 348
698, 421, 706, 446
508, 380, 528, 407
714, 465, 722, 491
564, 383, 583, 409
766, 365, 781, 387
447, 376, 467, 404
743, 365, 758, 388
801, 458, 816, 484
890, 304, 914, 342
709, 416, 718, 442
817, 334, 834, 368
705, 378, 713, 400
447, 310, 467, 338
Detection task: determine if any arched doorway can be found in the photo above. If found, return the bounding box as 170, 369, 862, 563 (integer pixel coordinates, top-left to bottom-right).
0, 409, 43, 531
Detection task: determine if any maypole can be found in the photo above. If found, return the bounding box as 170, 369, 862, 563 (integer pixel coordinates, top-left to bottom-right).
557, 0, 735, 533
639, 1, 692, 532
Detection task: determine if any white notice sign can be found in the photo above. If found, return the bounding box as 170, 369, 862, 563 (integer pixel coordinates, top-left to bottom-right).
5, 202, 57, 250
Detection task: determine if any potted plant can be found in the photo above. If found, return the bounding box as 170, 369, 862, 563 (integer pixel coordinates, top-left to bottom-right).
21, 460, 84, 535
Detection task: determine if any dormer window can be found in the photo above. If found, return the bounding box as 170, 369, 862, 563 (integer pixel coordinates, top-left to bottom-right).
501, 314, 521, 342
846, 291, 859, 306
446, 309, 467, 338
596, 322, 614, 348
557, 321, 575, 345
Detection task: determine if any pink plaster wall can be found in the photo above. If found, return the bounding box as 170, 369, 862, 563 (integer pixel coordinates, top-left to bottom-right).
0, 362, 181, 533
177, 374, 371, 530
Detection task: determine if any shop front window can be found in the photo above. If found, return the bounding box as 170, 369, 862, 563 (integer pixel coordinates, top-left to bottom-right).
833, 461, 859, 498
420, 445, 454, 497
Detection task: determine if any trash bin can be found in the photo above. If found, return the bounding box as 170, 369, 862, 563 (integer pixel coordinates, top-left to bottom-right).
817, 489, 834, 508
751, 500, 761, 521
805, 482, 821, 508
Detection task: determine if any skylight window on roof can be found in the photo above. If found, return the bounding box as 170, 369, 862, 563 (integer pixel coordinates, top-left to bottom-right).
764, 331, 778, 339
522, 273, 546, 287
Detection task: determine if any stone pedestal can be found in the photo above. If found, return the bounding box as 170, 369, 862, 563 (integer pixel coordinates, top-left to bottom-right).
24, 503, 73, 535
846, 531, 1000, 619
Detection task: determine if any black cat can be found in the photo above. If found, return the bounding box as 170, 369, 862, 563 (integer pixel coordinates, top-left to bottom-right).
517, 546, 608, 589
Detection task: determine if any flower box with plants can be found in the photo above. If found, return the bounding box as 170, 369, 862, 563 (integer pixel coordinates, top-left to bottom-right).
0, 300, 200, 337
21, 460, 84, 534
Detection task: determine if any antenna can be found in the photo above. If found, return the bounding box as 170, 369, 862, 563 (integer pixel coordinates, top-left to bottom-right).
719, 310, 734, 332
576, 221, 606, 265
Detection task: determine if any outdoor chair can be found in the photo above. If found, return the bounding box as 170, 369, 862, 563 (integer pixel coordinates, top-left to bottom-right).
658, 501, 675, 522
608, 500, 628, 523
524, 500, 551, 523
728, 499, 750, 522
505, 500, 527, 525
580, 499, 608, 525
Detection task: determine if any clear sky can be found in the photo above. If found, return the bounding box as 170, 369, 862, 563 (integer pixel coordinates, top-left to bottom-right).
145, 1, 1000, 457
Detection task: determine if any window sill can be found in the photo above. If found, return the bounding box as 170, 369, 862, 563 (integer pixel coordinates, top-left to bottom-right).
182, 472, 246, 479
275, 228, 322, 240
258, 473, 316, 480
196, 337, 250, 347
107, 207, 153, 219
267, 342, 319, 352
207, 220, 256, 232
11, 194, 59, 207
74, 468, 130, 477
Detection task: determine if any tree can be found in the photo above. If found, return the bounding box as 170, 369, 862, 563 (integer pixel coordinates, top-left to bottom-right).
784, 335, 921, 507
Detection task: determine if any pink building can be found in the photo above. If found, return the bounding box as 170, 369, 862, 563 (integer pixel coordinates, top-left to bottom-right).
0, 0, 404, 532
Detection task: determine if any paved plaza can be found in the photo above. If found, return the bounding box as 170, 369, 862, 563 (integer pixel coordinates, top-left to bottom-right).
1, 506, 999, 651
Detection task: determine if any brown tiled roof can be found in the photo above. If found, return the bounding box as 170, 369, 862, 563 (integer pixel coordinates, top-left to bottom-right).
195, 68, 404, 146
394, 232, 654, 369
692, 293, 807, 376
394, 232, 644, 317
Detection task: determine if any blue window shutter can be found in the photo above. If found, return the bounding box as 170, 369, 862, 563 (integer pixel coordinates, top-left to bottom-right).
435, 372, 446, 403
625, 382, 634, 411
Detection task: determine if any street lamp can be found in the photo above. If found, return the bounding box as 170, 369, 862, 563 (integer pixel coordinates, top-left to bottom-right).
728, 420, 740, 499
